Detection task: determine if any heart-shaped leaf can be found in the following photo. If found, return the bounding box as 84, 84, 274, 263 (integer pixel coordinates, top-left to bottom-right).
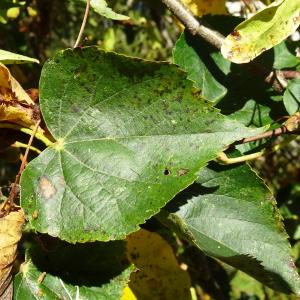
20, 47, 263, 242
221, 0, 300, 63
159, 161, 300, 294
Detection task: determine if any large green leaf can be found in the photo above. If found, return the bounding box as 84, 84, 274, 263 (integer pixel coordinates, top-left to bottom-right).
14, 241, 133, 300
159, 161, 300, 294
20, 47, 263, 242
221, 0, 300, 63
173, 32, 228, 104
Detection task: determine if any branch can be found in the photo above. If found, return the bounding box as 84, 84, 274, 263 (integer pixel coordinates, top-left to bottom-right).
0, 120, 41, 216
237, 113, 300, 144
161, 0, 291, 92
74, 0, 91, 48
281, 70, 300, 79
237, 126, 297, 144
217, 135, 295, 165
160, 0, 224, 49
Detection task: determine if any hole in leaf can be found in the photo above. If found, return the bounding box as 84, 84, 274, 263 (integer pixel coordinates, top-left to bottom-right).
164, 169, 171, 176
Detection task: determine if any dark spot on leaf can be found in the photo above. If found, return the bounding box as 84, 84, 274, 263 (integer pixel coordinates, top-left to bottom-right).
38, 176, 57, 199
130, 252, 140, 260
164, 169, 171, 176
71, 105, 81, 113
230, 30, 241, 41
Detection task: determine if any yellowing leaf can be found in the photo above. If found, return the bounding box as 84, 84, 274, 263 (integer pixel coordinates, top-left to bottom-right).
121, 286, 137, 300
0, 205, 25, 298
181, 0, 226, 16
0, 49, 39, 65
6, 7, 20, 19
221, 0, 300, 63
0, 63, 38, 127
126, 229, 191, 300
90, 0, 129, 20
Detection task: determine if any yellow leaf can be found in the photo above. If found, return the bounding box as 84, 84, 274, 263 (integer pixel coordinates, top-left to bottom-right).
221, 0, 300, 63
27, 7, 38, 18
121, 286, 138, 300
0, 204, 25, 298
181, 0, 227, 17
6, 7, 20, 19
0, 63, 38, 127
126, 229, 192, 300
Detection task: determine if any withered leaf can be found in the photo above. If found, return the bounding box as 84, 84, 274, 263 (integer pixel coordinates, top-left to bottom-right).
0, 204, 25, 299
0, 63, 38, 127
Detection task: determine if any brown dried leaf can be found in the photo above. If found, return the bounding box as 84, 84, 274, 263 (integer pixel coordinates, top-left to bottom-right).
0, 63, 38, 127
0, 205, 25, 299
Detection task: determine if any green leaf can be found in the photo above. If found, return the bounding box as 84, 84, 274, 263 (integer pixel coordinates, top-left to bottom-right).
173, 32, 227, 104
230, 271, 265, 300
0, 49, 39, 64
14, 239, 132, 300
89, 0, 129, 20
273, 42, 300, 69
221, 0, 300, 63
172, 16, 286, 128
159, 161, 300, 294
20, 47, 263, 243
283, 78, 300, 115
225, 99, 272, 127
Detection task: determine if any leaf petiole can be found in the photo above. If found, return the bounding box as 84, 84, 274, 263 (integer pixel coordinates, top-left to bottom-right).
216, 136, 295, 164
0, 122, 54, 147
13, 141, 42, 154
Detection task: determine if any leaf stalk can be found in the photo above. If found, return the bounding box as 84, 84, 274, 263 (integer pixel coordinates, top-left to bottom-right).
217, 136, 295, 165
0, 122, 54, 147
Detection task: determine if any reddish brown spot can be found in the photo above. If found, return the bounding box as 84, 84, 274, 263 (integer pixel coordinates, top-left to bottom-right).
230, 30, 241, 41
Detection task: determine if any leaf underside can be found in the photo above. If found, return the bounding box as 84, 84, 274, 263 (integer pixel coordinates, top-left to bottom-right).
20, 47, 263, 243
160, 161, 300, 294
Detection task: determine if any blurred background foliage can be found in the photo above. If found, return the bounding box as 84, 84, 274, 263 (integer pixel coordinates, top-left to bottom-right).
0, 1, 300, 299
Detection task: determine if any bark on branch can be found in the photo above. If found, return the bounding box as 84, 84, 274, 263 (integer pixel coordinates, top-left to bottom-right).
161, 0, 292, 93
161, 0, 224, 49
